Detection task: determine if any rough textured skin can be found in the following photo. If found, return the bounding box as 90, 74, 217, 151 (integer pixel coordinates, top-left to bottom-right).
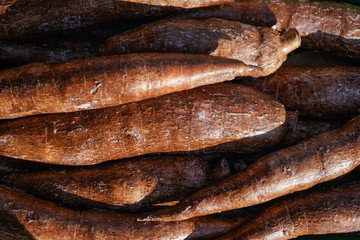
0, 53, 258, 119
121, 0, 234, 8
217, 183, 360, 240
198, 123, 285, 153
0, 0, 181, 40
185, 215, 246, 240
0, 18, 145, 67
175, 0, 360, 59
142, 115, 360, 222
239, 66, 360, 119
280, 117, 343, 147
1, 155, 211, 211
103, 18, 300, 75
0, 40, 101, 65
0, 83, 286, 165
0, 0, 235, 40
0, 184, 246, 240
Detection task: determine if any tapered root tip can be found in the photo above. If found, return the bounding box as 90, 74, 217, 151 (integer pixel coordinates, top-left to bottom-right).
280, 28, 301, 55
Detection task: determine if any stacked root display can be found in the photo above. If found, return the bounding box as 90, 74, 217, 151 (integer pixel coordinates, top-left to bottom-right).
0, 0, 359, 239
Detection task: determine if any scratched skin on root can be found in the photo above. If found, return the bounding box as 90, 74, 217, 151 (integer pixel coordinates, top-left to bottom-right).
142, 115, 360, 222
0, 0, 179, 40
0, 184, 246, 240
0, 83, 286, 165
239, 66, 360, 120
174, 0, 360, 59
0, 155, 212, 211
0, 53, 257, 119
218, 182, 360, 240
103, 18, 301, 75
0, 0, 235, 40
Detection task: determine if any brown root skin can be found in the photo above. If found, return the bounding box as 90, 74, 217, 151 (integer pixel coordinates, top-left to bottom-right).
174, 0, 360, 59
0, 155, 211, 211
0, 0, 234, 40
280, 28, 301, 55
120, 0, 234, 8
217, 182, 360, 240
255, 27, 300, 76
280, 117, 343, 147
0, 184, 247, 240
198, 122, 286, 154
0, 1, 182, 40
0, 39, 101, 65
103, 19, 300, 75
0, 83, 286, 165
0, 53, 258, 120
140, 115, 360, 222
238, 66, 360, 120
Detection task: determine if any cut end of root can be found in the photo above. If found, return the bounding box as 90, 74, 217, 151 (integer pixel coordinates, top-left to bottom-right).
280, 28, 301, 55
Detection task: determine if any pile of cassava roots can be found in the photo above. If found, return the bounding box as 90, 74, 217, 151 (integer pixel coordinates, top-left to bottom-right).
0, 0, 360, 239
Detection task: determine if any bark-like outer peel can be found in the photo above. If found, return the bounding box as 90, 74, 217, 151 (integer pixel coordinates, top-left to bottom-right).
0, 184, 247, 240
0, 0, 235, 40
103, 18, 300, 74
0, 53, 259, 119
0, 83, 286, 165
141, 115, 360, 222
218, 182, 360, 240
239, 66, 360, 120
174, 0, 360, 59
1, 155, 211, 211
